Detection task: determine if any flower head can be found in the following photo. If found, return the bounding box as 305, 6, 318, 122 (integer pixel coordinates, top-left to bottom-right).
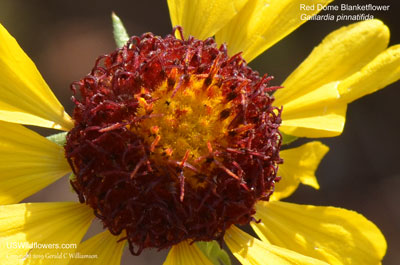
66, 30, 282, 254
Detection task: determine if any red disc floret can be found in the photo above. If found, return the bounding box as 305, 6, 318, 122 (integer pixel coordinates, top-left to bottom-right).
65, 28, 282, 255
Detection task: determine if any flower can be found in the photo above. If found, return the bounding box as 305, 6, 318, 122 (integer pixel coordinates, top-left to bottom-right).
0, 0, 398, 265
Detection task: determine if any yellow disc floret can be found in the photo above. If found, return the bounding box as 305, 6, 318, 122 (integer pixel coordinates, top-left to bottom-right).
135, 72, 234, 167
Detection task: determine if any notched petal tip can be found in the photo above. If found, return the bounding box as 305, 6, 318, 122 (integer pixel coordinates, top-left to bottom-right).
272, 141, 328, 201
339, 44, 400, 103
253, 201, 387, 265
277, 19, 390, 105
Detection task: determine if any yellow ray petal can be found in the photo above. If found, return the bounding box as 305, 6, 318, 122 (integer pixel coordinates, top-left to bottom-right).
215, 0, 333, 62
163, 240, 213, 265
275, 19, 390, 104
339, 45, 400, 103
225, 225, 328, 265
272, 142, 328, 201
276, 80, 342, 115
0, 202, 94, 265
0, 24, 73, 130
276, 82, 347, 138
252, 201, 387, 265
0, 122, 71, 205
67, 230, 125, 265
167, 0, 248, 40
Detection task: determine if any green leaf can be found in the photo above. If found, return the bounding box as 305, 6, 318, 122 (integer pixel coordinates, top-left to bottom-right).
46, 131, 68, 146
196, 241, 231, 265
280, 131, 298, 145
112, 12, 129, 48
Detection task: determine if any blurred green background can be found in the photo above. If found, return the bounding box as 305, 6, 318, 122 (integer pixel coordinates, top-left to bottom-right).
1, 0, 399, 264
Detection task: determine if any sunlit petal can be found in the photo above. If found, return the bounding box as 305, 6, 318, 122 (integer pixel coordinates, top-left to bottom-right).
0, 202, 93, 265
252, 201, 387, 265
163, 240, 213, 265
272, 142, 328, 201
0, 122, 71, 205
67, 230, 125, 265
225, 225, 328, 265
0, 24, 73, 130
167, 0, 248, 40
339, 45, 400, 103
280, 101, 347, 138
215, 0, 333, 62
277, 82, 347, 137
275, 19, 390, 104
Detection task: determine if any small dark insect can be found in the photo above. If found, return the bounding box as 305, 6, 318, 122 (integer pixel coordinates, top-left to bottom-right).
219, 109, 231, 120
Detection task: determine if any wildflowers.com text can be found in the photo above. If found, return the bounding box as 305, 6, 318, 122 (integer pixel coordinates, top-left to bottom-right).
6, 242, 77, 249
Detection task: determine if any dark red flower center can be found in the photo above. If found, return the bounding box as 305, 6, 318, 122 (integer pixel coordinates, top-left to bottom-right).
65, 28, 282, 255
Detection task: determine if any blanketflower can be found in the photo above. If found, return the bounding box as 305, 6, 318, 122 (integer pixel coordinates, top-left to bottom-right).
0, 0, 398, 264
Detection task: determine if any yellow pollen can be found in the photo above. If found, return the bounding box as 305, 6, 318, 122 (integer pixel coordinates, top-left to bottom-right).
134, 72, 234, 169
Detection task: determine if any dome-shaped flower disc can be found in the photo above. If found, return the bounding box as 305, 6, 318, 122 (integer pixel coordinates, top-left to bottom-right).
65, 30, 282, 255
